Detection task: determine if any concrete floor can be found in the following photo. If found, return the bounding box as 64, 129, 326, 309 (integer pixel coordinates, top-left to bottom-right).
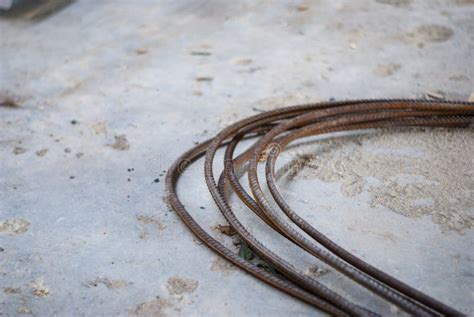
1, 0, 473, 316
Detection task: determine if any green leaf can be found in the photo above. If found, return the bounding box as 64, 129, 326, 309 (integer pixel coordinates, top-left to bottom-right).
238, 241, 255, 261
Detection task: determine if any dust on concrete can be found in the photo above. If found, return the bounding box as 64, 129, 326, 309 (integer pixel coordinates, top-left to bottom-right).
59, 81, 83, 98
373, 63, 401, 77
131, 276, 198, 316
232, 58, 253, 65
138, 230, 149, 240
347, 224, 398, 243
4, 287, 21, 294
5, 286, 33, 314
0, 219, 30, 234
0, 96, 20, 108
109, 134, 130, 151
166, 276, 198, 295
451, 0, 474, 4
86, 277, 128, 289
401, 24, 454, 44
210, 257, 236, 276
91, 121, 107, 135
13, 146, 27, 155
3, 287, 33, 314
376, 0, 412, 7
137, 215, 166, 240
132, 297, 172, 317
17, 306, 32, 315
305, 266, 330, 278
285, 153, 320, 180
287, 128, 474, 233
35, 148, 48, 157
137, 215, 166, 230
29, 279, 50, 297
213, 224, 236, 236
449, 74, 470, 82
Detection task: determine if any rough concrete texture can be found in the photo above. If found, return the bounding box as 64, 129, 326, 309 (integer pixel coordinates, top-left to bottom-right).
1, 0, 473, 316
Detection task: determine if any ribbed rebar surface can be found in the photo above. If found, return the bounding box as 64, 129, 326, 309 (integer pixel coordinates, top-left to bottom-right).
165, 99, 473, 316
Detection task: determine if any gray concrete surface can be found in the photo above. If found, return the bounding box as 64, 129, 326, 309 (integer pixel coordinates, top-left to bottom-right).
1, 0, 473, 316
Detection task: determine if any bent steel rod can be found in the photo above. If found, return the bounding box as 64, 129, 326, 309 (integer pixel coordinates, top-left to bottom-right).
166, 99, 473, 316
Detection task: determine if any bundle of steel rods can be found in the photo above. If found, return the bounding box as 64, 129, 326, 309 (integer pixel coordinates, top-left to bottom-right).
165, 99, 473, 316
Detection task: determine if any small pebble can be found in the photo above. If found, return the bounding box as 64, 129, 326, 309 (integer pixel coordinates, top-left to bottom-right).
190, 51, 211, 56
135, 48, 148, 55
154, 178, 160, 183
196, 77, 213, 82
